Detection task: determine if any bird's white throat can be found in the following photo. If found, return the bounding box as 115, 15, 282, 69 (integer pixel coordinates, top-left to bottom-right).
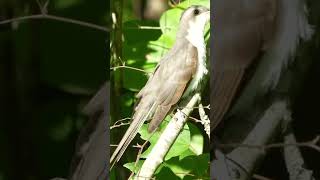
183, 14, 209, 97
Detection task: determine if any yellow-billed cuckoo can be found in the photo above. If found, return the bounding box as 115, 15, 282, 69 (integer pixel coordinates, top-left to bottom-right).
110, 5, 210, 167
211, 0, 312, 131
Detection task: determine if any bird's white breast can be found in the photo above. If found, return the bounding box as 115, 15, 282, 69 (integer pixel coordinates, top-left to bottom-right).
182, 21, 208, 98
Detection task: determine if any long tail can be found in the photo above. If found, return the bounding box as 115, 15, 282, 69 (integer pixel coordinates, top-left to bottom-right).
110, 101, 156, 169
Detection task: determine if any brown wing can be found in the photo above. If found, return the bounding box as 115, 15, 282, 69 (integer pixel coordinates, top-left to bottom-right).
110, 43, 198, 167
211, 0, 277, 130
148, 45, 198, 132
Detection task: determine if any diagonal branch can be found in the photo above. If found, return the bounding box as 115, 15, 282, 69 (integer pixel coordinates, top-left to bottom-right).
212, 100, 289, 180
136, 93, 201, 179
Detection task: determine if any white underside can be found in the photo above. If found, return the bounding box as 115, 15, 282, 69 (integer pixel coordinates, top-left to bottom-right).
182, 14, 209, 98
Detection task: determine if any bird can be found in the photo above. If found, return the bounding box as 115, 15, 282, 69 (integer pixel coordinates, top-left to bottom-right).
211, 0, 313, 132
110, 5, 210, 168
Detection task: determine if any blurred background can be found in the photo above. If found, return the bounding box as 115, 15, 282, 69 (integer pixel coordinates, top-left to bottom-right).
261, 0, 320, 179
0, 0, 108, 179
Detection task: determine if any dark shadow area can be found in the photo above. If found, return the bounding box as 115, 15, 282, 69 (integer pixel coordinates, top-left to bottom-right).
0, 0, 108, 179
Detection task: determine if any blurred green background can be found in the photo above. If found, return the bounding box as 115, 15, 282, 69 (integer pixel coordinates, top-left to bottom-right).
0, 0, 108, 179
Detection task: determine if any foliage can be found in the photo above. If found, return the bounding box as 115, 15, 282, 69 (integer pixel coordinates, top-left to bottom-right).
111, 0, 210, 179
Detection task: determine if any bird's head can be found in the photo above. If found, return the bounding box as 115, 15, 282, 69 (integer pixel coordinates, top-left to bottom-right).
177, 5, 210, 45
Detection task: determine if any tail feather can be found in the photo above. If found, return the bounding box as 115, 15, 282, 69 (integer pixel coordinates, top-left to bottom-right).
110, 102, 157, 169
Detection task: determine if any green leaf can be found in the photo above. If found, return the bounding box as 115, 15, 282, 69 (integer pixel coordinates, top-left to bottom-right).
155, 166, 181, 180
159, 0, 210, 39
165, 124, 191, 160
123, 160, 165, 176
138, 117, 191, 160
123, 160, 145, 174
179, 149, 195, 159
177, 0, 210, 8
163, 154, 210, 179
188, 123, 204, 155
138, 120, 204, 160
138, 118, 170, 158
159, 8, 182, 40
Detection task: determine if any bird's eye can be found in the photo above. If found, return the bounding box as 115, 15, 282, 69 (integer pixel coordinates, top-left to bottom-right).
193, 9, 200, 15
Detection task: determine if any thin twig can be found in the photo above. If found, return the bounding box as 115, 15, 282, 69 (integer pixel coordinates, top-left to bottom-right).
217, 135, 320, 153
110, 117, 131, 129
110, 65, 149, 74
0, 14, 109, 32
110, 144, 141, 148
188, 116, 202, 123
110, 122, 130, 129
125, 26, 162, 30
128, 141, 150, 179
128, 128, 160, 179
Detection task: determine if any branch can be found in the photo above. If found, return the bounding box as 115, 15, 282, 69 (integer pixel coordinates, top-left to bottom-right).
216, 136, 320, 153
198, 99, 210, 138
129, 141, 150, 180
211, 100, 289, 180
0, 1, 109, 33
110, 65, 150, 74
110, 117, 131, 129
282, 116, 316, 180
136, 93, 201, 179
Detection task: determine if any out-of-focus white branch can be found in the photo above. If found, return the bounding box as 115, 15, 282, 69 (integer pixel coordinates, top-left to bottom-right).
198, 99, 210, 138
283, 115, 316, 180
211, 100, 289, 180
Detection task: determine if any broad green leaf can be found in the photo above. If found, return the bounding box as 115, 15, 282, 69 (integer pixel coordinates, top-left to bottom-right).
155, 167, 181, 180
123, 160, 144, 174
123, 159, 165, 174
188, 123, 204, 155
138, 118, 171, 158
147, 34, 173, 63
163, 154, 210, 179
178, 0, 210, 8
159, 8, 181, 40
159, 0, 210, 40
138, 120, 204, 160
179, 149, 195, 159
138, 118, 190, 160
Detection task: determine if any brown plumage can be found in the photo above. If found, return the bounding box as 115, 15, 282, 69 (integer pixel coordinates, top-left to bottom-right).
110, 5, 210, 168
211, 0, 278, 130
